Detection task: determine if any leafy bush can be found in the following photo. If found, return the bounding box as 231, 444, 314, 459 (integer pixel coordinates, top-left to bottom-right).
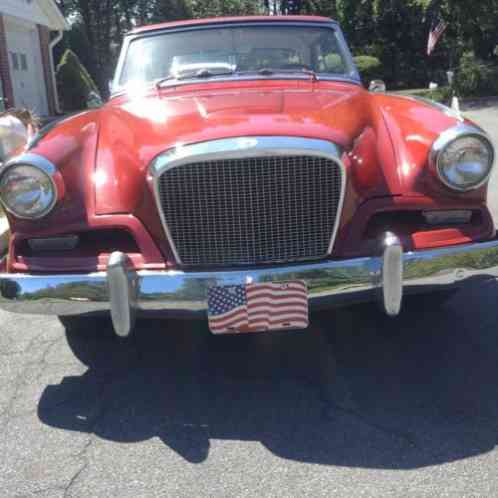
353, 55, 383, 84
454, 51, 498, 97
56, 49, 100, 112
323, 53, 345, 73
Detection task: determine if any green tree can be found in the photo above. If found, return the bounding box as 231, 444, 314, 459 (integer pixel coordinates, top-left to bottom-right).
54, 0, 498, 94
56, 49, 99, 111
151, 0, 192, 22
188, 0, 262, 17
446, 0, 498, 61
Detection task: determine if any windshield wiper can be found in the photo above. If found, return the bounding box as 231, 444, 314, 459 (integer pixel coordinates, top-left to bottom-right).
155, 66, 319, 89
156, 67, 236, 88
192, 68, 235, 79
155, 75, 177, 89
248, 67, 319, 82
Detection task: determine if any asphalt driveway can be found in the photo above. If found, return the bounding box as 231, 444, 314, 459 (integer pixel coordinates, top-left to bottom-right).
1, 104, 498, 497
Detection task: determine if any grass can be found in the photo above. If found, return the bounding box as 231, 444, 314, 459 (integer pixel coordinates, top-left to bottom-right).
393, 86, 452, 104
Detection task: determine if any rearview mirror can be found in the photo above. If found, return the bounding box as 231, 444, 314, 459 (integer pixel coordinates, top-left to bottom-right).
86, 91, 103, 109
369, 80, 386, 93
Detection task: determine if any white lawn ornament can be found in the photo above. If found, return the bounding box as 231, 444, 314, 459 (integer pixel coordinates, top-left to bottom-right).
451, 96, 461, 115
0, 113, 29, 164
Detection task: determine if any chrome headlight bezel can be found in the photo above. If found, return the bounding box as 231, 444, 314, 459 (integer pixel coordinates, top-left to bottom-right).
430, 123, 495, 192
0, 153, 58, 220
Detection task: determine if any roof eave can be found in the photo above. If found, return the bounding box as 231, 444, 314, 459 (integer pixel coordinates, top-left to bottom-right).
39, 0, 69, 31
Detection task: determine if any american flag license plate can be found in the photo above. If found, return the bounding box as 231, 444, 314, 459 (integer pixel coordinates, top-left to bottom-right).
207, 281, 309, 335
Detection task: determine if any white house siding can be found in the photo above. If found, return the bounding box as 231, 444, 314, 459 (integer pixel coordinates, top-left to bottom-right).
4, 16, 49, 115
0, 1, 68, 116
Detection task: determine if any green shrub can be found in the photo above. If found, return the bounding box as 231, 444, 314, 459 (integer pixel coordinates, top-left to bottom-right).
56, 49, 100, 112
454, 51, 498, 97
353, 55, 383, 83
323, 53, 345, 73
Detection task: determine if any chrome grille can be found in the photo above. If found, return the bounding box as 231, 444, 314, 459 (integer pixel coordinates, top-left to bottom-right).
157, 155, 343, 266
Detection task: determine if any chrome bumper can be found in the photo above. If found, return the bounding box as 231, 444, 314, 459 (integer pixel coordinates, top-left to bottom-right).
1, 233, 498, 336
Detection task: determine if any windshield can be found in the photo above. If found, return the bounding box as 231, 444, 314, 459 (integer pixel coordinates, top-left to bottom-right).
118, 24, 358, 88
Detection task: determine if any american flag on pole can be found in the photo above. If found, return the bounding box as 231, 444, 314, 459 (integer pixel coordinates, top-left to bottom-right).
427, 15, 448, 56
207, 281, 309, 334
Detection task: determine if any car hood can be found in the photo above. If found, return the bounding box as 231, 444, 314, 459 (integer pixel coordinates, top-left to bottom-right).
14, 80, 474, 267
94, 81, 373, 213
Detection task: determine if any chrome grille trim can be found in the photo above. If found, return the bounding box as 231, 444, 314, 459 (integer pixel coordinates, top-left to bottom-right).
150, 137, 346, 266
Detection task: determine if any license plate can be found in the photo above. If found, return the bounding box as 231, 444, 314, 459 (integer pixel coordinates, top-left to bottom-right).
207, 281, 309, 335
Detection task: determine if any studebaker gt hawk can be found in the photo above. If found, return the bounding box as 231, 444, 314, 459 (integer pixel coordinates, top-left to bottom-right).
0, 16, 496, 337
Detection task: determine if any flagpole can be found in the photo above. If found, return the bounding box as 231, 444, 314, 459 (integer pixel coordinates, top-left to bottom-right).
449, 42, 454, 98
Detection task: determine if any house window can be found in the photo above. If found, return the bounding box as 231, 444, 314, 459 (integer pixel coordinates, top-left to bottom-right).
20, 54, 27, 71
10, 52, 19, 71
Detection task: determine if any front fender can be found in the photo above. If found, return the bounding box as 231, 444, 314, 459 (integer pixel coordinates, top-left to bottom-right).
6, 111, 101, 236
371, 94, 488, 203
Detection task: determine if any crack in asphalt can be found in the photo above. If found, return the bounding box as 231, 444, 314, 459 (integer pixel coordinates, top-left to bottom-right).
19, 485, 67, 497
63, 438, 93, 498
0, 322, 55, 355
318, 370, 419, 449
310, 325, 420, 450
59, 345, 143, 497
0, 329, 108, 497
325, 400, 418, 448
3, 316, 490, 495
0, 337, 62, 433
4, 320, 424, 497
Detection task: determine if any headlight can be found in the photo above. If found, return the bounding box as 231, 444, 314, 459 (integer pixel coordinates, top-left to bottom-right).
431, 124, 495, 191
0, 154, 57, 219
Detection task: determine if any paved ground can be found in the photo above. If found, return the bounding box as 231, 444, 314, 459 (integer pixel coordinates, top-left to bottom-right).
464, 100, 498, 222
1, 106, 498, 497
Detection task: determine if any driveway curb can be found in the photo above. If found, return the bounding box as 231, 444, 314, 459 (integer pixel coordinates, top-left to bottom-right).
460, 96, 498, 109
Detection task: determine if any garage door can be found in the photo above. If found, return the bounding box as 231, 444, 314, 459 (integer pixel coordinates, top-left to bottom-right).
5, 21, 48, 115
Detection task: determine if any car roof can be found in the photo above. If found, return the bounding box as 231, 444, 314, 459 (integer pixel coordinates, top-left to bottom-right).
129, 16, 336, 35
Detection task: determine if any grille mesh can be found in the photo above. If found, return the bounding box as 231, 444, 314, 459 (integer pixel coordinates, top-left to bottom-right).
157, 155, 343, 266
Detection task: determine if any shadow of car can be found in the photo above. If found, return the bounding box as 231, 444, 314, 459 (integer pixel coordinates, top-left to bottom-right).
36, 278, 498, 467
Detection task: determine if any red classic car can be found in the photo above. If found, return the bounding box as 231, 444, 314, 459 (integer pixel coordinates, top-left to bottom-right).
0, 16, 496, 338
